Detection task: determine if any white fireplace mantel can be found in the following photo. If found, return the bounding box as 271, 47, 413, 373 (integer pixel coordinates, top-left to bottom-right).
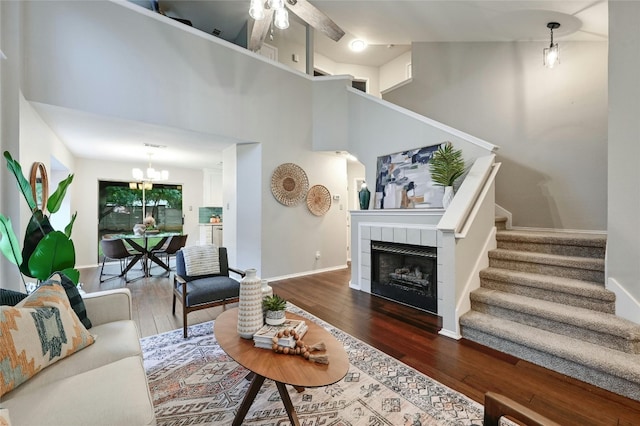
349, 209, 454, 327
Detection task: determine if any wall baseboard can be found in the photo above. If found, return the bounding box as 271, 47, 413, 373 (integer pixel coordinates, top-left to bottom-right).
607, 277, 640, 325
267, 265, 349, 283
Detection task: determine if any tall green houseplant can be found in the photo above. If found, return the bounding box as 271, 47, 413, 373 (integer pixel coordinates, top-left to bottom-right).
0, 151, 79, 286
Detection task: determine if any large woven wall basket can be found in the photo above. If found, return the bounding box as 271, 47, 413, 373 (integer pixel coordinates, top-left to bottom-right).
271, 163, 309, 206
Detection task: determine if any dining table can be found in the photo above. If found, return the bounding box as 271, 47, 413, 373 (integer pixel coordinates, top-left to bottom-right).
112, 231, 180, 277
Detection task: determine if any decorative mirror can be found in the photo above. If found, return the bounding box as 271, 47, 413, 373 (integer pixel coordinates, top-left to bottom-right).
29, 162, 49, 211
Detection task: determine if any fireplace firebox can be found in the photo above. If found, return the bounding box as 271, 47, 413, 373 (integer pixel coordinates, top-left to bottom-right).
371, 241, 437, 314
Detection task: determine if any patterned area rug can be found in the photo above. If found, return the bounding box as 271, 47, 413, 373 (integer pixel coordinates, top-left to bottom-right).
141, 305, 485, 425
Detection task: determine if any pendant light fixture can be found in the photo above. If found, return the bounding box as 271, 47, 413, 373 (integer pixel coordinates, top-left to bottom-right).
543, 22, 560, 68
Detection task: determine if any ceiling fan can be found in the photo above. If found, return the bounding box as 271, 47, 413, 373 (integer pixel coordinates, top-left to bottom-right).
248, 0, 345, 52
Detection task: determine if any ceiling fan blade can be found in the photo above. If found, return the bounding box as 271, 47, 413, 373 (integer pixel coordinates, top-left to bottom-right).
248, 9, 274, 52
286, 0, 345, 42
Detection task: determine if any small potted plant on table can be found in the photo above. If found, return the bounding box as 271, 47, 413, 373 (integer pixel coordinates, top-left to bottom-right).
262, 294, 287, 325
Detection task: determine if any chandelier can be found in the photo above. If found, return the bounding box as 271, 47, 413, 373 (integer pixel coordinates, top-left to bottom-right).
250, 0, 290, 30
131, 154, 169, 189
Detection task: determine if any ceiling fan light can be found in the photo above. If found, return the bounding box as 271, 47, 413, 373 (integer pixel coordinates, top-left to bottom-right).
350, 39, 367, 52
249, 0, 265, 20
274, 8, 289, 29
269, 0, 285, 10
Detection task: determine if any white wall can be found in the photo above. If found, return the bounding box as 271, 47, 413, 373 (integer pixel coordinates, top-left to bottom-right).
0, 1, 22, 289
380, 50, 411, 92
314, 52, 381, 97
608, 2, 640, 316
384, 41, 608, 231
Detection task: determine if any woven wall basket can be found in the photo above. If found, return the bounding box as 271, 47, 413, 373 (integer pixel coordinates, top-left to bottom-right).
306, 184, 331, 216
271, 163, 309, 206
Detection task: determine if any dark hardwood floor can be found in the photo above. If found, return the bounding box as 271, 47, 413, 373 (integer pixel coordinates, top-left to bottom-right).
79, 265, 640, 425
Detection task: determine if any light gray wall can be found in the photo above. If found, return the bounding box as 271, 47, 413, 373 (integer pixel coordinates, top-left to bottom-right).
384, 41, 608, 231
608, 2, 640, 311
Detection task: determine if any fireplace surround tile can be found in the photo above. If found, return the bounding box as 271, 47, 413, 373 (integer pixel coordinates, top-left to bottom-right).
393, 227, 407, 244
421, 229, 437, 247
381, 227, 394, 242
371, 226, 382, 241
407, 228, 421, 245
361, 226, 371, 240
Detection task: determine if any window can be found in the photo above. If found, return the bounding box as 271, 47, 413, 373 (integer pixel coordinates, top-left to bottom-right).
97, 181, 183, 260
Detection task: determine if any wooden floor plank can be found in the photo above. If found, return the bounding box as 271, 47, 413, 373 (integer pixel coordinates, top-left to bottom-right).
78, 266, 640, 425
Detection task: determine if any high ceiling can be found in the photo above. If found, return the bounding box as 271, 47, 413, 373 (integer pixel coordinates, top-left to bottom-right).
157, 0, 607, 67
41, 1, 608, 171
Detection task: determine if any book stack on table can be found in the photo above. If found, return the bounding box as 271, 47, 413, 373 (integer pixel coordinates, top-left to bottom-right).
252, 319, 308, 350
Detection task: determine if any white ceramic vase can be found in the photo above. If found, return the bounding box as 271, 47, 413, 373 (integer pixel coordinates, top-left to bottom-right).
442, 186, 455, 209
237, 269, 264, 339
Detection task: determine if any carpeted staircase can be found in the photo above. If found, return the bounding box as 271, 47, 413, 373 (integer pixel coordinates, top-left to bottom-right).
460, 220, 640, 401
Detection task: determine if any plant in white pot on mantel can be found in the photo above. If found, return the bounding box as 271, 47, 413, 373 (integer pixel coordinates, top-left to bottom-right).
262, 294, 287, 325
428, 142, 466, 209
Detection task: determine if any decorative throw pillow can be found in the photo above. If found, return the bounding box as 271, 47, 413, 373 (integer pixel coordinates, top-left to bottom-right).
0, 283, 95, 397
42, 273, 92, 329
0, 289, 28, 307
0, 408, 11, 426
182, 245, 220, 276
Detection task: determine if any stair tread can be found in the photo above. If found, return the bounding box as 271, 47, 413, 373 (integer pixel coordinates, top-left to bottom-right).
480, 267, 613, 300
496, 230, 607, 247
460, 311, 640, 382
489, 248, 604, 271
471, 288, 640, 339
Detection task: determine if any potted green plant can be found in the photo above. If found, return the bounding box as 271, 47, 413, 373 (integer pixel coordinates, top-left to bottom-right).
428, 142, 466, 208
0, 151, 79, 288
262, 294, 287, 325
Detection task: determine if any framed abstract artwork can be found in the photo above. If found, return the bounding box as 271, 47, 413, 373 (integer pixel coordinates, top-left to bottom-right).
374, 144, 443, 209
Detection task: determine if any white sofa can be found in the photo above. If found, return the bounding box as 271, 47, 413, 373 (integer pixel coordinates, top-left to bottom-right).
2, 288, 156, 426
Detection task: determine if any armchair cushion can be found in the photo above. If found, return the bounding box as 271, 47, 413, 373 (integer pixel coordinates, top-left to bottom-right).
176, 276, 240, 307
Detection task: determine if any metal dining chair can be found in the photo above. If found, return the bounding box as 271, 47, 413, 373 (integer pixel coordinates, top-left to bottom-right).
99, 238, 141, 283
150, 234, 188, 274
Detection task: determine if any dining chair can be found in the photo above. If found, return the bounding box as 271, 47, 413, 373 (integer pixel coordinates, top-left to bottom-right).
172, 245, 244, 337
150, 234, 188, 274
99, 238, 141, 283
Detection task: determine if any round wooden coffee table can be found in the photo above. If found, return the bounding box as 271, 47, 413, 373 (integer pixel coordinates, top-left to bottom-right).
214, 308, 349, 426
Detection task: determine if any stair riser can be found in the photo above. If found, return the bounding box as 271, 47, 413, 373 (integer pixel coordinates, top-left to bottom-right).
497, 240, 605, 258
461, 326, 640, 401
480, 278, 615, 313
488, 258, 604, 283
470, 300, 639, 354
495, 219, 507, 231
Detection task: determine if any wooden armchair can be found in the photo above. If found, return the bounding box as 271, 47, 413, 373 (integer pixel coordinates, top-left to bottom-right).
172, 245, 245, 337
484, 392, 561, 426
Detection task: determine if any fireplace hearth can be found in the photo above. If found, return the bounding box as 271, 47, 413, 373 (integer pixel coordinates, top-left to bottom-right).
371, 241, 437, 314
